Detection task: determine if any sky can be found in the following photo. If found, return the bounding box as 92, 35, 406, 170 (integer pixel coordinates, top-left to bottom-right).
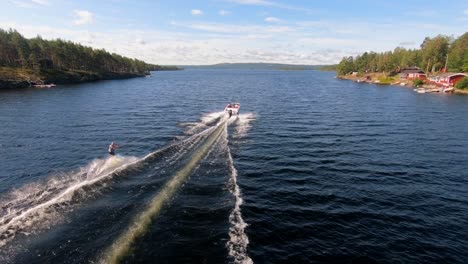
1, 0, 467, 65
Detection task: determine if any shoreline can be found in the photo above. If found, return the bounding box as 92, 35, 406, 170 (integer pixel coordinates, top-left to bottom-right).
454, 89, 468, 95
0, 67, 149, 89
337, 73, 468, 95
337, 73, 410, 86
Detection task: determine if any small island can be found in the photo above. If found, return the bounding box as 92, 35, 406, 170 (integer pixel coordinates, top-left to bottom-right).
0, 29, 179, 89
333, 32, 468, 94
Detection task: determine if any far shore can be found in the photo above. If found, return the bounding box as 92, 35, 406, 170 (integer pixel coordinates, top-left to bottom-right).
338, 73, 468, 95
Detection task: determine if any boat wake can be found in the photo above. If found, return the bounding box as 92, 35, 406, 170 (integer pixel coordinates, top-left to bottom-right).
0, 114, 223, 250
180, 111, 225, 136
0, 110, 254, 263
0, 155, 140, 247
103, 118, 228, 263
234, 113, 256, 138
223, 128, 253, 264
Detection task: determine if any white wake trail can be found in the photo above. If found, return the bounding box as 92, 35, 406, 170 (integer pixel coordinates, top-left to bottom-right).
223, 128, 253, 264
234, 113, 256, 138
0, 156, 139, 247
102, 118, 228, 264
183, 111, 225, 135
0, 121, 220, 248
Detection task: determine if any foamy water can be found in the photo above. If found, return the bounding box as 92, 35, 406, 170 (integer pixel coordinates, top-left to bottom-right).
0, 112, 232, 250
103, 118, 229, 263
0, 155, 139, 247
0, 110, 253, 264
235, 113, 256, 138
183, 111, 226, 135
224, 128, 253, 264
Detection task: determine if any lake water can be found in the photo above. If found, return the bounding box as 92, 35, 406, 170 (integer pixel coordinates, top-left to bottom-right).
0, 70, 467, 263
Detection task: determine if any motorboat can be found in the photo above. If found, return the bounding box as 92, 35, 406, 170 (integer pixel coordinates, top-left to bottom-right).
225, 102, 240, 116
415, 88, 426, 93
442, 87, 454, 93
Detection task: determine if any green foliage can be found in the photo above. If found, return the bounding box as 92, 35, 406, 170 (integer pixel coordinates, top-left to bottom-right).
378, 76, 396, 84
0, 28, 168, 74
146, 65, 179, 71
455, 77, 468, 90
336, 32, 467, 76
337, 56, 354, 75
448, 33, 468, 72
413, 78, 424, 86
420, 35, 450, 73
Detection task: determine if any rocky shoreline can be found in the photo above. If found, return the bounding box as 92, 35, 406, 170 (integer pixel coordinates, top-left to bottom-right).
0, 67, 147, 89
338, 73, 467, 95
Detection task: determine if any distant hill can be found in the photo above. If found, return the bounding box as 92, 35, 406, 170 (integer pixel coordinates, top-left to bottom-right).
179, 63, 330, 70
319, 64, 338, 71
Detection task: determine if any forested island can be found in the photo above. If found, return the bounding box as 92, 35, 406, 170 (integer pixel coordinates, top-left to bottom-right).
0, 28, 178, 89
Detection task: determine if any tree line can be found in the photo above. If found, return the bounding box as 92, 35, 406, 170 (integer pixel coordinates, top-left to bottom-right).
0, 28, 163, 74
337, 32, 468, 76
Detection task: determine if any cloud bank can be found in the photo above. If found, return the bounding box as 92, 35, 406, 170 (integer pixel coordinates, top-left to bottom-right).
73, 10, 95, 25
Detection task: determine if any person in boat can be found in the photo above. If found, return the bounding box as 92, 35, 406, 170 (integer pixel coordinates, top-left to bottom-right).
228, 110, 232, 118
108, 142, 121, 156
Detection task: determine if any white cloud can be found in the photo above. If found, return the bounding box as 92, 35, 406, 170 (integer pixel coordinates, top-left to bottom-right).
9, 0, 49, 8
171, 21, 294, 34
31, 0, 49, 5
228, 0, 274, 5
265, 17, 281, 23
73, 10, 95, 25
298, 37, 362, 47
464, 9, 468, 15
191, 9, 203, 16
136, 38, 146, 45
10, 0, 34, 8
219, 10, 231, 16
227, 0, 315, 13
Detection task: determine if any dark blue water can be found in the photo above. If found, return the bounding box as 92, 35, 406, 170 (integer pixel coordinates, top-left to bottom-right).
0, 70, 467, 263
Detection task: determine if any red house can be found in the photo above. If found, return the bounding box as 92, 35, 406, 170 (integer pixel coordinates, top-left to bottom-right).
399, 67, 426, 80
428, 73, 467, 87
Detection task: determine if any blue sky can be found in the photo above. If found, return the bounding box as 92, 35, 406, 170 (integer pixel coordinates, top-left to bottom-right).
1, 0, 467, 65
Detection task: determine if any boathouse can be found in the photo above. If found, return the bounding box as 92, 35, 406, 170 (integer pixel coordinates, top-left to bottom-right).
399, 67, 426, 80
428, 73, 467, 87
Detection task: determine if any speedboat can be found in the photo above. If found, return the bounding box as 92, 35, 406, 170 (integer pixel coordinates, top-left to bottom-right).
415, 88, 426, 93
225, 102, 240, 115
442, 87, 454, 93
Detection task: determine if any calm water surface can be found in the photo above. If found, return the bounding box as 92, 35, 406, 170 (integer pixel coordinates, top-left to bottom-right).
0, 70, 467, 263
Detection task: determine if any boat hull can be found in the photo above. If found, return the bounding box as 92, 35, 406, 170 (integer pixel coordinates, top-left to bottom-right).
225, 103, 240, 115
